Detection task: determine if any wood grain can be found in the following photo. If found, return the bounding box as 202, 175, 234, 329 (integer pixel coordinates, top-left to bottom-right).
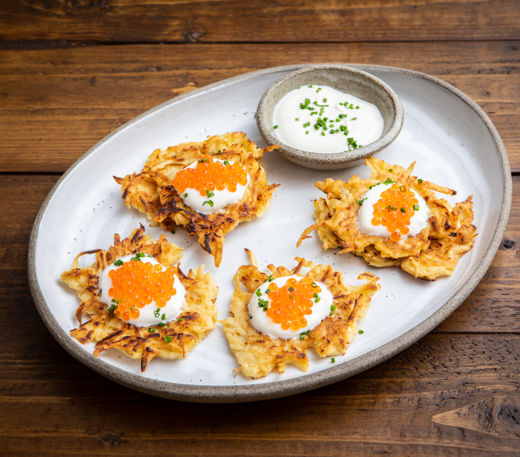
0, 333, 518, 455
1, 0, 519, 44
1, 2, 519, 453
0, 41, 518, 173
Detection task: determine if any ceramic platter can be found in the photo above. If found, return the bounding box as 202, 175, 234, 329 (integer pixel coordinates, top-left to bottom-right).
28, 65, 511, 403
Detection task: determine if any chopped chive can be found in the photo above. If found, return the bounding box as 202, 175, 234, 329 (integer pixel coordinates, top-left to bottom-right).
199, 158, 208, 163
400, 207, 406, 213
158, 322, 166, 327
202, 200, 214, 207
154, 308, 161, 318
288, 286, 294, 292
108, 304, 117, 316
356, 197, 368, 206
265, 289, 271, 294
299, 330, 311, 340
206, 189, 215, 198
331, 357, 336, 363
113, 259, 123, 266
258, 298, 269, 311
256, 289, 262, 297
358, 329, 364, 334
161, 313, 166, 320
165, 335, 172, 343
313, 293, 320, 303
223, 160, 229, 166
273, 125, 279, 129
183, 192, 188, 198
384, 178, 394, 185
148, 327, 155, 333
413, 204, 420, 211
177, 317, 184, 322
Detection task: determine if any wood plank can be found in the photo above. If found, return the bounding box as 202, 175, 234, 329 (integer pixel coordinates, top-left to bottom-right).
0, 334, 519, 455
1, 174, 518, 335
0, 41, 518, 172
0, 0, 519, 44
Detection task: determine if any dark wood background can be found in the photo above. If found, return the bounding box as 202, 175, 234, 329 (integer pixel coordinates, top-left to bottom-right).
1, 1, 519, 455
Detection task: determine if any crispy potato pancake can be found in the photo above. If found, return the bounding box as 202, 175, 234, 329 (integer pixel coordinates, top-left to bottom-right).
298, 157, 476, 280
221, 252, 380, 379
61, 226, 218, 372
114, 132, 279, 267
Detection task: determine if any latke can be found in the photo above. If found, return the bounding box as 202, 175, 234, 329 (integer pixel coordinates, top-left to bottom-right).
61, 226, 218, 372
115, 132, 279, 267
221, 251, 380, 379
298, 157, 476, 280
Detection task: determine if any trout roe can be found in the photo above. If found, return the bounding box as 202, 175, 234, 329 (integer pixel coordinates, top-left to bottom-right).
371, 183, 420, 242
108, 259, 177, 322
172, 156, 248, 196
265, 277, 321, 331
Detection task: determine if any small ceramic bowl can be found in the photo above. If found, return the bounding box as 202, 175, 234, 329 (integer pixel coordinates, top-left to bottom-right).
256, 64, 404, 170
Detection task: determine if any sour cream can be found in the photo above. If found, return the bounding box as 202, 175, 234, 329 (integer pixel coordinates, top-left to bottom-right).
175, 159, 249, 215
357, 182, 430, 239
99, 254, 186, 327
272, 85, 384, 154
248, 275, 333, 339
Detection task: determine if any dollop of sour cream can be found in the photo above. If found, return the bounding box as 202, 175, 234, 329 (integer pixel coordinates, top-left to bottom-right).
272, 85, 384, 154
248, 275, 333, 339
99, 254, 186, 327
173, 159, 249, 215
357, 182, 430, 241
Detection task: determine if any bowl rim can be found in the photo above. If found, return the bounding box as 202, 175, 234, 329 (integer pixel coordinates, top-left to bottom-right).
255, 63, 404, 169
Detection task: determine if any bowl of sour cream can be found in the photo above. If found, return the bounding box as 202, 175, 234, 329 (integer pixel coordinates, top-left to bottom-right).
256, 64, 403, 169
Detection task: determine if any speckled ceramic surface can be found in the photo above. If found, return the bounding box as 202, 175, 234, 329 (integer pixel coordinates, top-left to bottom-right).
28, 64, 511, 403
256, 65, 404, 169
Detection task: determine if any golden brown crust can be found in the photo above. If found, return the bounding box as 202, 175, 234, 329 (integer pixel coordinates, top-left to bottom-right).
61, 226, 218, 372
297, 157, 476, 280
221, 255, 380, 379
114, 132, 279, 267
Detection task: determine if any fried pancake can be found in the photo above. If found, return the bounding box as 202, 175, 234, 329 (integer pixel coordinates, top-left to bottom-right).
298, 157, 476, 280
221, 251, 380, 379
115, 132, 279, 267
61, 226, 218, 372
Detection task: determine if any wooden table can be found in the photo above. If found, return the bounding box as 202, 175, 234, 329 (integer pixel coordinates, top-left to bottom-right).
1, 1, 519, 455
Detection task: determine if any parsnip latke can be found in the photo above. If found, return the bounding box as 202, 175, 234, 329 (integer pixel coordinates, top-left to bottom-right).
61, 226, 218, 372
298, 157, 476, 280
115, 132, 279, 267
221, 252, 379, 379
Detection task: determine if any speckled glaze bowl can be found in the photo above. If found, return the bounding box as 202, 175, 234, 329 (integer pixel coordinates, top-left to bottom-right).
256, 64, 404, 170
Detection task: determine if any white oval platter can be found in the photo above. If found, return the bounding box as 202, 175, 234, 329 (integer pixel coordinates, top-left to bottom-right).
28, 65, 511, 402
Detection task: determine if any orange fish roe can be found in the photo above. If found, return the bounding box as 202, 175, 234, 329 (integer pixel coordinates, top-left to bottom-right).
265, 278, 321, 331
108, 259, 177, 322
172, 156, 248, 197
371, 183, 419, 242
